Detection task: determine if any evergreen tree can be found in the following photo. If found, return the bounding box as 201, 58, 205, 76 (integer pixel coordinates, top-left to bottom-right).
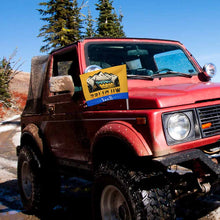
0, 58, 11, 106
96, 0, 125, 37
0, 49, 23, 107
85, 8, 95, 38
38, 0, 83, 52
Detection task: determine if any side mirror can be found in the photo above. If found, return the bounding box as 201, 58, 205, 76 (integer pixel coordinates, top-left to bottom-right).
84, 65, 102, 73
198, 63, 216, 81
200, 63, 216, 81
50, 75, 75, 95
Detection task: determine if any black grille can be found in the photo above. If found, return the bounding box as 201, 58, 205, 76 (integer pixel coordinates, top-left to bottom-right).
197, 105, 220, 137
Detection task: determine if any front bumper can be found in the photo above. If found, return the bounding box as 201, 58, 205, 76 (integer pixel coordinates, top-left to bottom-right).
153, 149, 220, 178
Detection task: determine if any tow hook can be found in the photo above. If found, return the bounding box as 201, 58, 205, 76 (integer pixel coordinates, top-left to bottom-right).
197, 178, 211, 193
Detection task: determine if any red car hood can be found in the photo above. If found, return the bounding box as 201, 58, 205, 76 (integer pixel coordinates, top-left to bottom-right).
128, 79, 220, 109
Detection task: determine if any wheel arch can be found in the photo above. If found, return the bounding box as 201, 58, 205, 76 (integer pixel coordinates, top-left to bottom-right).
92, 121, 152, 167
20, 123, 44, 155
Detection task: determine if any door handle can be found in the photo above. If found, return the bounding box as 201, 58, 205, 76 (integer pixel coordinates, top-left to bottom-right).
48, 104, 55, 115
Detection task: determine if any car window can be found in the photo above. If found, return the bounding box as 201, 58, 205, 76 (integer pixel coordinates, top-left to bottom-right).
56, 61, 73, 76
50, 48, 81, 96
154, 49, 196, 74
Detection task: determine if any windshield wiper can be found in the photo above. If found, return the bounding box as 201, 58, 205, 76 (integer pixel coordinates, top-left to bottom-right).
152, 71, 192, 78
127, 71, 192, 80
127, 74, 153, 80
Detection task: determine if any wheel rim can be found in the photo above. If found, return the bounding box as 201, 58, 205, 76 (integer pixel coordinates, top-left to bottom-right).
101, 185, 132, 220
21, 161, 32, 200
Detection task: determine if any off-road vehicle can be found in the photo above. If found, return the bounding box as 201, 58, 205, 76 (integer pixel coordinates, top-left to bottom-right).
17, 38, 220, 219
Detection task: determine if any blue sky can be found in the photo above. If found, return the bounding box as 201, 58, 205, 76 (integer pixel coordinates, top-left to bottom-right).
1, 0, 220, 82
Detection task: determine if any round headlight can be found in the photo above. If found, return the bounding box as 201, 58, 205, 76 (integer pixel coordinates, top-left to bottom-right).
167, 113, 191, 140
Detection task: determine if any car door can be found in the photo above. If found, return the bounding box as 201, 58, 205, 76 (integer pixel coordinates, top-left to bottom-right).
42, 45, 90, 164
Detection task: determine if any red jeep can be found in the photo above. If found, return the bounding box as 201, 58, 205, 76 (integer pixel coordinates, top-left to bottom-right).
17, 38, 220, 219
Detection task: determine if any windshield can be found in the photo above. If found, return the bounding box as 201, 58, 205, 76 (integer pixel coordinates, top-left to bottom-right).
85, 42, 197, 77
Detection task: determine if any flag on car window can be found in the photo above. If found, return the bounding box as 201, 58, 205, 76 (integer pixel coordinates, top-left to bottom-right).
80, 64, 128, 107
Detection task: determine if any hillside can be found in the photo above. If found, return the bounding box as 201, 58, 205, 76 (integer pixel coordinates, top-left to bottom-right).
9, 71, 30, 95
0, 71, 30, 120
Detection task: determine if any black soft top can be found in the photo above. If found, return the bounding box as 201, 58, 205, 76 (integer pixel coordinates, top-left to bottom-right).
23, 55, 49, 115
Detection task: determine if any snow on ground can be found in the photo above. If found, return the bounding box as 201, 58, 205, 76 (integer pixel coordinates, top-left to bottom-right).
0, 115, 20, 183
0, 124, 17, 133
0, 114, 21, 146
0, 157, 16, 169
0, 169, 16, 183
12, 127, 21, 147
0, 157, 17, 183
0, 115, 20, 125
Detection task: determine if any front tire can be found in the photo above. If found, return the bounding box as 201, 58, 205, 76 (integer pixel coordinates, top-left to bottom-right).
93, 162, 175, 220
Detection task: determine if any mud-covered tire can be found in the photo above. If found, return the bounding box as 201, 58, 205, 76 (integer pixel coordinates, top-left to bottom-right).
17, 145, 58, 213
93, 162, 175, 220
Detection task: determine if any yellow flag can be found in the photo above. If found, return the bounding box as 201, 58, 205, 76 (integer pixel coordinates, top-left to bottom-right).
80, 65, 128, 106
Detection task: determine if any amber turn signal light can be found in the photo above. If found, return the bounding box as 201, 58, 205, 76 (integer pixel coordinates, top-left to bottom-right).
136, 117, 147, 125
202, 122, 212, 130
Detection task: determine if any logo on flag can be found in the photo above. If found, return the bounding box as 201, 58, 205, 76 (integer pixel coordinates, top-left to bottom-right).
80, 65, 128, 107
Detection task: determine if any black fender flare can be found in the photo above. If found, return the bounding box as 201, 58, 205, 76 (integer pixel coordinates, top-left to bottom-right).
92, 121, 152, 158
20, 123, 43, 154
